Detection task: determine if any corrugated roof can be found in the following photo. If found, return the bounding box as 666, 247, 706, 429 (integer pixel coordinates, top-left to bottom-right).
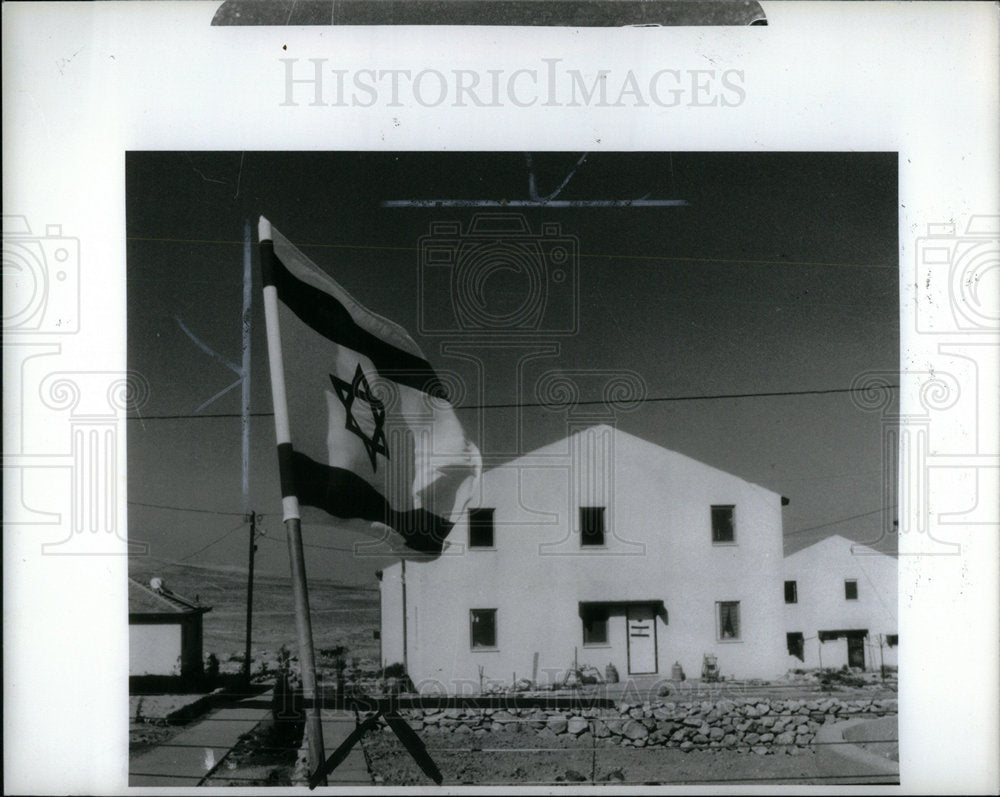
128, 577, 211, 615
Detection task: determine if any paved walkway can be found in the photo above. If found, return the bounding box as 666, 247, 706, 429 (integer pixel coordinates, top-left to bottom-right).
129, 696, 271, 787
316, 711, 373, 785
129, 695, 373, 787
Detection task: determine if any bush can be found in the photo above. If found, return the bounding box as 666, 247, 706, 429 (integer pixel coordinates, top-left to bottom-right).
383, 662, 407, 679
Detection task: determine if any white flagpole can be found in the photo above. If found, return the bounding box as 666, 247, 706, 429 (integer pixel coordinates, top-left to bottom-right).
259, 216, 327, 785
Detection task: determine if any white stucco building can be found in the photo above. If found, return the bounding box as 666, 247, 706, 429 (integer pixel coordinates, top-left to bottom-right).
379, 425, 789, 692
782, 535, 898, 671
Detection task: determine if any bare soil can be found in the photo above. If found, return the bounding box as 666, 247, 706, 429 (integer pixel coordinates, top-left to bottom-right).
129, 720, 184, 755
363, 726, 843, 786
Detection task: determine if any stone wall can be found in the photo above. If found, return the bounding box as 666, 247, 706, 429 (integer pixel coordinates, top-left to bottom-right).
394, 696, 897, 755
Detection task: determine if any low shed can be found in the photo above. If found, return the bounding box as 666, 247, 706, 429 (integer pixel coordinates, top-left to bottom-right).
128, 577, 211, 681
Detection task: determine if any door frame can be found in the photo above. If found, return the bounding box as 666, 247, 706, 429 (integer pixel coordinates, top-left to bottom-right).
625, 603, 659, 675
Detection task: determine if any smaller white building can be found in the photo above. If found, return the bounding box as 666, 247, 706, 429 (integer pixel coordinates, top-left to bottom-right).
129, 577, 211, 682
783, 535, 897, 672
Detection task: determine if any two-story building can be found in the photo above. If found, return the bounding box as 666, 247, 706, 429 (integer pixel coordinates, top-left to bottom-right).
379, 425, 789, 692
782, 535, 898, 671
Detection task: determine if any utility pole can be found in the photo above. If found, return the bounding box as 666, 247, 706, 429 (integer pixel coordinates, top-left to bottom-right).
243, 510, 257, 689
401, 559, 408, 678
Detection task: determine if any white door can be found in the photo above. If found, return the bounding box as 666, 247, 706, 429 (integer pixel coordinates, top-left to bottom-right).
627, 604, 658, 674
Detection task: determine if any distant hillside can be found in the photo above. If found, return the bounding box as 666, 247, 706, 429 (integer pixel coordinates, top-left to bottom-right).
129, 557, 380, 664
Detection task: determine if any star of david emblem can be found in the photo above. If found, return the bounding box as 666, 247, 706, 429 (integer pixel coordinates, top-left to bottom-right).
330, 364, 390, 473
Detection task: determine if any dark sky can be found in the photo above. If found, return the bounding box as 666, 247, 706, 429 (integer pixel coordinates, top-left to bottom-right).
126, 151, 898, 583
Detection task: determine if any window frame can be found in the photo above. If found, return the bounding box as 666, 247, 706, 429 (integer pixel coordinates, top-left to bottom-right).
469, 608, 498, 650
784, 580, 798, 604
581, 604, 610, 647
716, 600, 741, 642
579, 506, 606, 547
468, 507, 495, 549
844, 579, 859, 601
711, 505, 736, 545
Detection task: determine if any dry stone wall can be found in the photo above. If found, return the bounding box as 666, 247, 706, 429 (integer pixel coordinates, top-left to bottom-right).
394, 696, 897, 755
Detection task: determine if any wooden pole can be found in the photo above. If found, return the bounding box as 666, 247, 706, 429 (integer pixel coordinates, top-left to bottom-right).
242, 511, 257, 688
401, 559, 409, 678
286, 517, 326, 785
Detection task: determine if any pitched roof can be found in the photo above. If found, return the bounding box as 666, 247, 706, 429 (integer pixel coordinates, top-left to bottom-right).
491, 423, 781, 497
128, 577, 211, 616
783, 533, 897, 561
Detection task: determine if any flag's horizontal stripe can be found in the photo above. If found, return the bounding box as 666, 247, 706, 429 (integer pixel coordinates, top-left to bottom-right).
277, 443, 455, 555
260, 240, 448, 400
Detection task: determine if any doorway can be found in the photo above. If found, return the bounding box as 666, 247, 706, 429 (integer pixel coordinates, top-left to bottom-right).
847, 634, 866, 669
626, 604, 658, 674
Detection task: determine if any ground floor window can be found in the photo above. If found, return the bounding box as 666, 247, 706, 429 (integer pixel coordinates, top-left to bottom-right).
786, 632, 805, 661
581, 604, 610, 645
470, 609, 497, 648
717, 601, 740, 640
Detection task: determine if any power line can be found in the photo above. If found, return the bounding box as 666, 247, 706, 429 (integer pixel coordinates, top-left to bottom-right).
457, 385, 899, 411
128, 499, 246, 517
126, 412, 274, 421
179, 521, 247, 562
787, 505, 897, 537
127, 234, 896, 271
125, 384, 898, 420
132, 500, 898, 543
258, 534, 359, 555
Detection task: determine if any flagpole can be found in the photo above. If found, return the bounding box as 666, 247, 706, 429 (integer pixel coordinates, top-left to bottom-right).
258, 216, 327, 785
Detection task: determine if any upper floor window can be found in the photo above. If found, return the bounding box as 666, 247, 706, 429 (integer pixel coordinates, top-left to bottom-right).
470, 608, 497, 648
711, 505, 735, 544
844, 579, 859, 600
580, 507, 605, 547
468, 507, 495, 548
784, 580, 798, 604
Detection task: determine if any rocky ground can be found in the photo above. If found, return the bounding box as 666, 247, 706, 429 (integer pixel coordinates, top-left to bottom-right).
361, 727, 882, 786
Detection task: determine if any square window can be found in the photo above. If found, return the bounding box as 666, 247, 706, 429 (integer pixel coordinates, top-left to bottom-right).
581, 604, 609, 645
711, 505, 735, 543
886, 634, 898, 647
844, 580, 858, 600
784, 580, 798, 604
786, 632, 805, 661
580, 507, 605, 546
469, 508, 494, 548
470, 609, 497, 648
717, 601, 740, 640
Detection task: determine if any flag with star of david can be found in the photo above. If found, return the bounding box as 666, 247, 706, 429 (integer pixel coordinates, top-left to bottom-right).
259, 217, 481, 556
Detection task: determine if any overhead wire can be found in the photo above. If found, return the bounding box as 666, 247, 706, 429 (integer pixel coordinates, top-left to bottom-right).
125, 384, 898, 420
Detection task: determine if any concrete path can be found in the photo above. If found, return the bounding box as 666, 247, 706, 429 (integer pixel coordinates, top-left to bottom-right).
129, 697, 272, 786
814, 715, 899, 784
315, 711, 374, 785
